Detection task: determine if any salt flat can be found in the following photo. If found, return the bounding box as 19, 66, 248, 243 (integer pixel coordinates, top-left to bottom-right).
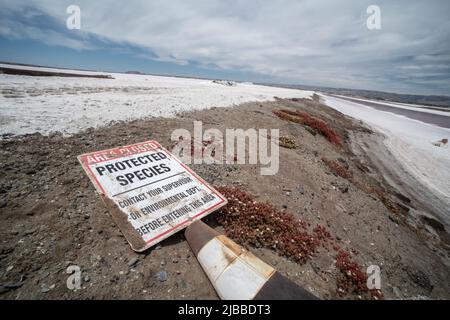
0, 64, 313, 136
331, 94, 450, 117
1, 63, 448, 218
322, 94, 450, 216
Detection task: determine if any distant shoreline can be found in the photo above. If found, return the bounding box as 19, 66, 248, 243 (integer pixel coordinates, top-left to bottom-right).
0, 66, 113, 79
2, 60, 449, 109
328, 94, 450, 129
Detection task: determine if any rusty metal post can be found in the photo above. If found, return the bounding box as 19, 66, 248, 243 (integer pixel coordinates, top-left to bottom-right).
185, 220, 319, 300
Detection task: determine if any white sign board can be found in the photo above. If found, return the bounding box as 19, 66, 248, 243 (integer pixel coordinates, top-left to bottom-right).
78, 140, 227, 252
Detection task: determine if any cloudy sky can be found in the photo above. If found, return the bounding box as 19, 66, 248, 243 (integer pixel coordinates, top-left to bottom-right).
0, 0, 449, 95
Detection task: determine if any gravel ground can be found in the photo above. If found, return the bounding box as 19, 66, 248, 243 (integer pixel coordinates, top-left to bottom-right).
1, 98, 449, 299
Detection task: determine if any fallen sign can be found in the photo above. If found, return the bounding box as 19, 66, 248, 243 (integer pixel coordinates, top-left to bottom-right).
78, 140, 227, 252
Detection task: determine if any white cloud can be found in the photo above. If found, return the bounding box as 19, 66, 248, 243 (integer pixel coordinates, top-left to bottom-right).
1, 0, 450, 94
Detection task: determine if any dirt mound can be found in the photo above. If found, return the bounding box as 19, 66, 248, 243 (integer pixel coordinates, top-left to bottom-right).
1, 98, 449, 299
